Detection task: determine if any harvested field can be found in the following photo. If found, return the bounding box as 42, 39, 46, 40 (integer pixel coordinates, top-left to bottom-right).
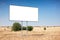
0, 26, 60, 40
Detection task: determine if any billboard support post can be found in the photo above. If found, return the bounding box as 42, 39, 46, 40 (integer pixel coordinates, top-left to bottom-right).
21, 21, 28, 36
26, 21, 28, 35
21, 21, 23, 36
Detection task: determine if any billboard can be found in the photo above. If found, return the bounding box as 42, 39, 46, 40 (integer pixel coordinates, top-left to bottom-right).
10, 5, 38, 21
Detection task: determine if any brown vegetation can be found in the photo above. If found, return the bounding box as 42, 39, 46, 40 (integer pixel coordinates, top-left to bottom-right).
0, 26, 60, 40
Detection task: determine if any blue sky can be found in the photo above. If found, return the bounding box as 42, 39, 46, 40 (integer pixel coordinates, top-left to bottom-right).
0, 0, 60, 26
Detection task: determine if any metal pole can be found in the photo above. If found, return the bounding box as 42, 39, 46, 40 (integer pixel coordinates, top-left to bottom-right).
26, 21, 28, 35
26, 21, 28, 31
21, 21, 23, 36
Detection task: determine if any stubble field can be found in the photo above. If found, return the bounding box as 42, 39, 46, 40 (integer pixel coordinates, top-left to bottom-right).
0, 26, 60, 40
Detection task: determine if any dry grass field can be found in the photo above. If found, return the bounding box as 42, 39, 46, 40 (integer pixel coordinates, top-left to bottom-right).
0, 26, 60, 40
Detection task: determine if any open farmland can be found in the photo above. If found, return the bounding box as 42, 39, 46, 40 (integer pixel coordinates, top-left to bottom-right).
0, 26, 60, 40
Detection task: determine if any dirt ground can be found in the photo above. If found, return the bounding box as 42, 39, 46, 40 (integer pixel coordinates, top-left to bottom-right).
0, 26, 60, 40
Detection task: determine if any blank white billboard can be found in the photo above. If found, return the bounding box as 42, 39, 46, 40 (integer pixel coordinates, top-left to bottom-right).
10, 5, 38, 21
